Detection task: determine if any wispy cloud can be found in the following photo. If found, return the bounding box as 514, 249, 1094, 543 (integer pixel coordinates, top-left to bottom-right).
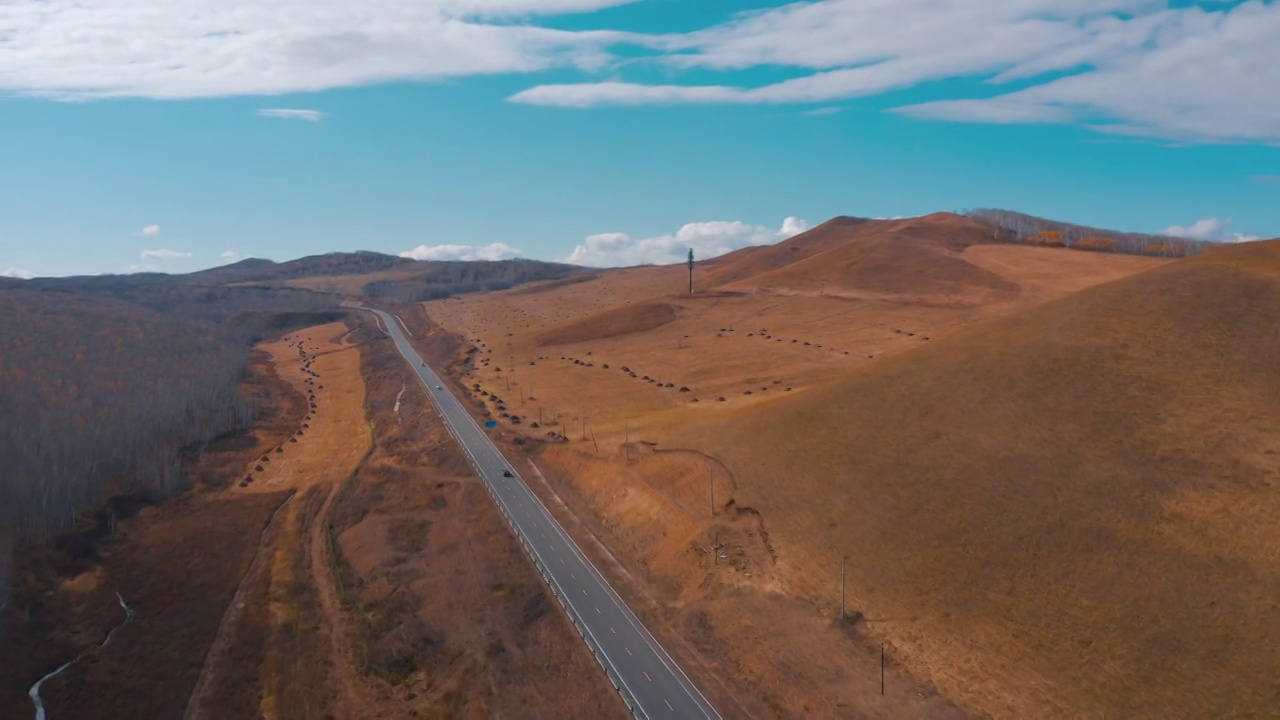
1162, 216, 1260, 243
139, 224, 160, 236
0, 0, 635, 100
258, 108, 327, 123
509, 1, 1280, 145
1251, 175, 1280, 184
140, 248, 193, 261
219, 250, 243, 263
562, 217, 809, 267
1, 268, 35, 280
803, 107, 842, 116
6, 1, 1278, 144
398, 242, 523, 262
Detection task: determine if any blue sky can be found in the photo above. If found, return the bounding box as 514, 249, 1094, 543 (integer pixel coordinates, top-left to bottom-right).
1, 0, 1278, 278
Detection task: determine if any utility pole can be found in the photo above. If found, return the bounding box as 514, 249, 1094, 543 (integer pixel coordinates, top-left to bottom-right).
709, 463, 715, 515
687, 247, 695, 295
880, 643, 885, 695
625, 423, 630, 462
840, 555, 848, 621
581, 416, 587, 441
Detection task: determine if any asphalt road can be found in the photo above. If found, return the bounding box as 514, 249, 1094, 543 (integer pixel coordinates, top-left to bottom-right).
369, 309, 721, 720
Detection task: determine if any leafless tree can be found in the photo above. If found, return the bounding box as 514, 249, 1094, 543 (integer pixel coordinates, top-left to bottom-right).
362, 259, 585, 303
0, 281, 341, 546
964, 208, 1214, 257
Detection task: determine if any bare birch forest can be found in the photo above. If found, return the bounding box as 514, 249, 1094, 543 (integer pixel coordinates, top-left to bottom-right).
965, 208, 1216, 257
0, 280, 341, 550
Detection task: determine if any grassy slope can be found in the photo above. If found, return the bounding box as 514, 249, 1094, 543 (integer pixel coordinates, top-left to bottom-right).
668, 240, 1280, 717
701, 213, 1015, 297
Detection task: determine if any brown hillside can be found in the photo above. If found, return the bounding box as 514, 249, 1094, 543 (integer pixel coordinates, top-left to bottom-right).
699, 215, 873, 286
704, 213, 1017, 299
424, 224, 1183, 718
536, 301, 678, 346
666, 238, 1280, 717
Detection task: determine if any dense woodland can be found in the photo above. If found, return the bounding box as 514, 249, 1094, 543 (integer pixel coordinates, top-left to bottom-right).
0, 279, 342, 558
0, 253, 588, 634
362, 258, 584, 302
965, 208, 1217, 257
188, 250, 415, 285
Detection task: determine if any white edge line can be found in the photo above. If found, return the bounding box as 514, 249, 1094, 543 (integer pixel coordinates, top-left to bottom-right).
366, 310, 658, 718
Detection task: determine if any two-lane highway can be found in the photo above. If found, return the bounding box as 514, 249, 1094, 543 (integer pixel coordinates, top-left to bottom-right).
368, 309, 721, 720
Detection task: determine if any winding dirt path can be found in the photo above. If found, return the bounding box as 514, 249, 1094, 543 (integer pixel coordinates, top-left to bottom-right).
306, 451, 375, 719
184, 323, 374, 720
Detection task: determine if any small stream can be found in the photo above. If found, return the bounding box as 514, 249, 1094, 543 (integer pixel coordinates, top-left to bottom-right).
29, 592, 134, 720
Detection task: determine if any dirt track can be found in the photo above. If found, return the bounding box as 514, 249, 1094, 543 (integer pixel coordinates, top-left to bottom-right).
182, 324, 374, 720
183, 317, 626, 720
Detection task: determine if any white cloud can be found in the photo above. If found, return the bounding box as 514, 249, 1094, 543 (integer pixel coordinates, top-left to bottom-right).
1161, 217, 1226, 241
563, 217, 810, 267
1, 268, 35, 279
399, 242, 523, 261
8, 1, 1278, 144
0, 0, 636, 99
258, 108, 327, 123
1161, 217, 1260, 243
803, 107, 843, 116
219, 250, 243, 263
508, 1, 1280, 144
140, 248, 193, 261
139, 224, 160, 236
126, 264, 160, 274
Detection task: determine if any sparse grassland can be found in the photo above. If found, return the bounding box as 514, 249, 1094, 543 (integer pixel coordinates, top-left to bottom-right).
419, 219, 1277, 718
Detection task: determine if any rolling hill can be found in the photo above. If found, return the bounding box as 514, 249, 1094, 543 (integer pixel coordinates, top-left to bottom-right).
666, 237, 1280, 717
697, 213, 1023, 301
186, 251, 414, 285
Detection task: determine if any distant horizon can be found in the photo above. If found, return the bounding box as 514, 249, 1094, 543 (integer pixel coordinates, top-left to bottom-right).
5, 208, 1263, 281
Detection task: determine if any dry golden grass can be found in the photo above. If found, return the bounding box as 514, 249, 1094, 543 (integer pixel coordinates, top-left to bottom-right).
246, 322, 371, 494
420, 220, 1279, 718
714, 213, 1018, 300
657, 240, 1280, 718
536, 301, 678, 346
963, 243, 1169, 303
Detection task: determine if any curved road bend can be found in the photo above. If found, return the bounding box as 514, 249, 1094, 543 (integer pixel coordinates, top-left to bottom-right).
368, 309, 721, 720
